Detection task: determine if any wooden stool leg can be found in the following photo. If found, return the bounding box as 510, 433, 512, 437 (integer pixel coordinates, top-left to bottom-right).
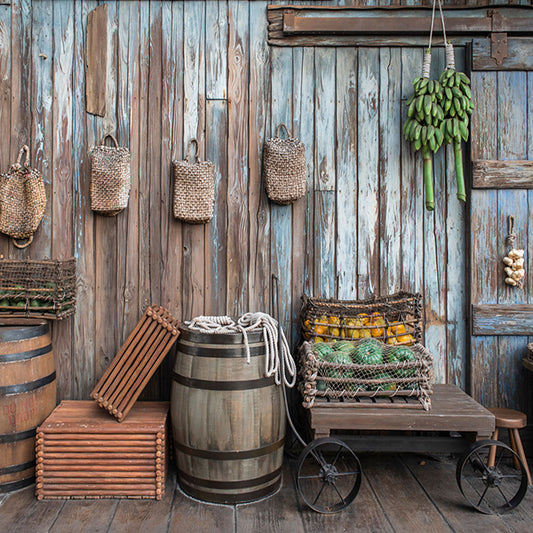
508, 429, 521, 469
487, 427, 499, 468
510, 428, 532, 486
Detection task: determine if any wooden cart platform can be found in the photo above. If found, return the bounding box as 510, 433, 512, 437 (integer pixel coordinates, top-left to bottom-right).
306, 384, 495, 454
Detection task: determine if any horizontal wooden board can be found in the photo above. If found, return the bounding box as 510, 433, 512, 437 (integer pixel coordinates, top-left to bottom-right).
472, 38, 533, 71
472, 160, 533, 189
472, 304, 533, 335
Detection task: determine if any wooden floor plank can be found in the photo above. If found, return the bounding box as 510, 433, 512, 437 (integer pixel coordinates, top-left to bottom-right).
362, 454, 453, 533
297, 461, 394, 533
0, 485, 64, 533
49, 499, 117, 533
236, 463, 304, 533
401, 454, 511, 533
168, 477, 234, 532
107, 468, 176, 533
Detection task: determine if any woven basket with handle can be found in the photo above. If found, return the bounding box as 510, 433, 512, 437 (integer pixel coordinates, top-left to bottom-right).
0, 145, 47, 248
172, 139, 215, 224
263, 123, 306, 205
90, 134, 131, 216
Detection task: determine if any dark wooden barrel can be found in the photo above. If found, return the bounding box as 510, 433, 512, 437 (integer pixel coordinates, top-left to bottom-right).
171, 326, 285, 504
0, 321, 56, 493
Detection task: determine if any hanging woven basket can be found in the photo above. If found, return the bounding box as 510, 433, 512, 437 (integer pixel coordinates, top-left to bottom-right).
263, 124, 306, 205
172, 139, 215, 224
0, 145, 47, 248
90, 134, 131, 216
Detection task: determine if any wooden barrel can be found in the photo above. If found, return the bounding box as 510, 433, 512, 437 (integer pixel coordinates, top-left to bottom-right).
0, 321, 56, 493
171, 326, 285, 504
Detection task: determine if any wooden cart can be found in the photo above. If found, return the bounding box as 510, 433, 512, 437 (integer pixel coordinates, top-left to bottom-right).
294, 384, 530, 514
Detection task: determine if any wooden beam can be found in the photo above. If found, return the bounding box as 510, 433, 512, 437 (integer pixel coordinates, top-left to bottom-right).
472, 160, 533, 189
472, 38, 533, 71
472, 304, 533, 336
86, 4, 107, 117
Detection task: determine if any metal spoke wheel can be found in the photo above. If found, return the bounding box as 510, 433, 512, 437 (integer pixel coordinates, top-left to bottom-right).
296, 437, 362, 514
456, 439, 528, 514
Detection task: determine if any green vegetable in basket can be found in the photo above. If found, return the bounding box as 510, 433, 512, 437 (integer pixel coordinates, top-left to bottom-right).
316, 380, 327, 392
387, 346, 417, 378
327, 351, 353, 379
30, 299, 42, 308
314, 342, 334, 360
352, 339, 383, 365
13, 299, 26, 308
333, 340, 357, 356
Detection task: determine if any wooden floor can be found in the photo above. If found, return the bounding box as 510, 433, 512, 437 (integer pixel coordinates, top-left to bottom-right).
1, 454, 532, 533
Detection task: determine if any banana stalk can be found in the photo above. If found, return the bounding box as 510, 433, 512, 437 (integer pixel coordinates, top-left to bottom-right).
422, 145, 434, 211
453, 139, 466, 202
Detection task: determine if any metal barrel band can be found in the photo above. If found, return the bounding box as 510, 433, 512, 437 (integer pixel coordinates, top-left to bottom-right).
174, 438, 285, 461
0, 475, 35, 493
0, 343, 52, 363
177, 466, 282, 490
176, 341, 265, 358
0, 460, 36, 476
0, 428, 38, 444
0, 370, 56, 396
172, 371, 275, 391
0, 322, 49, 342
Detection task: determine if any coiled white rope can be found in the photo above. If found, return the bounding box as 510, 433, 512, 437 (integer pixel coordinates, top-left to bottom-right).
186, 313, 297, 388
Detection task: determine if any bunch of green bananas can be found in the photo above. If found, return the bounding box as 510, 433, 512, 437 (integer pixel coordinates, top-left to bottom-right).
403, 74, 445, 210
439, 69, 473, 202
403, 76, 445, 153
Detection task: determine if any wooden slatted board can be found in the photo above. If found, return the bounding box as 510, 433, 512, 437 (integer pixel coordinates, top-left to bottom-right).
91, 305, 179, 421
35, 401, 169, 500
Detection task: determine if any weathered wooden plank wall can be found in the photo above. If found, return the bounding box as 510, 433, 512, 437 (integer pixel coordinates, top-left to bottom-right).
4, 0, 513, 405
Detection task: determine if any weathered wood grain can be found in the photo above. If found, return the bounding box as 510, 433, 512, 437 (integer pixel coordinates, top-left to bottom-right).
472, 160, 533, 189
0, 4, 10, 181
248, 1, 271, 317
85, 4, 107, 117
336, 47, 358, 300
206, 1, 228, 100
473, 37, 533, 71
226, 0, 249, 318
357, 47, 380, 299
473, 304, 533, 335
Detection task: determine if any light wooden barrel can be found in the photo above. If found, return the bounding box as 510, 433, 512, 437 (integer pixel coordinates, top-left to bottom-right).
171, 326, 285, 504
0, 321, 56, 493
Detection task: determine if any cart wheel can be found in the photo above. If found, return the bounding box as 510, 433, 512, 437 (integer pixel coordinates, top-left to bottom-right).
456, 439, 528, 514
296, 437, 362, 514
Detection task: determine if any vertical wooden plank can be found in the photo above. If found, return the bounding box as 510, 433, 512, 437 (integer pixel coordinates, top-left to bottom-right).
314, 47, 336, 299
496, 71, 528, 410
527, 71, 533, 426
51, 0, 74, 399
226, 0, 248, 317
0, 2, 10, 172
336, 47, 358, 300
400, 48, 424, 301
357, 47, 380, 299
159, 0, 181, 399
291, 46, 314, 342
470, 70, 498, 405
72, 0, 96, 399
137, 0, 150, 321
94, 1, 118, 386
270, 45, 292, 332
446, 49, 467, 389
378, 47, 402, 296
423, 47, 447, 383
30, 0, 53, 260
183, 1, 206, 321
85, 4, 107, 117
205, 0, 227, 100
248, 1, 270, 317
205, 100, 228, 316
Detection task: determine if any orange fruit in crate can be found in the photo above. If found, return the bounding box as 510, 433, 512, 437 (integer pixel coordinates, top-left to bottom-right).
327, 316, 341, 337
370, 312, 386, 337
302, 319, 311, 339
344, 318, 359, 339
390, 322, 407, 335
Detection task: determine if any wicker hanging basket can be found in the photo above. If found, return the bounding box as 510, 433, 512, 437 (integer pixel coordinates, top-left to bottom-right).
90, 134, 131, 216
172, 139, 215, 224
263, 124, 306, 205
0, 145, 47, 248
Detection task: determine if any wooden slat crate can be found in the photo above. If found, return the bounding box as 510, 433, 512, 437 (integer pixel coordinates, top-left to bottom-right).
90, 305, 179, 421
35, 401, 169, 500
